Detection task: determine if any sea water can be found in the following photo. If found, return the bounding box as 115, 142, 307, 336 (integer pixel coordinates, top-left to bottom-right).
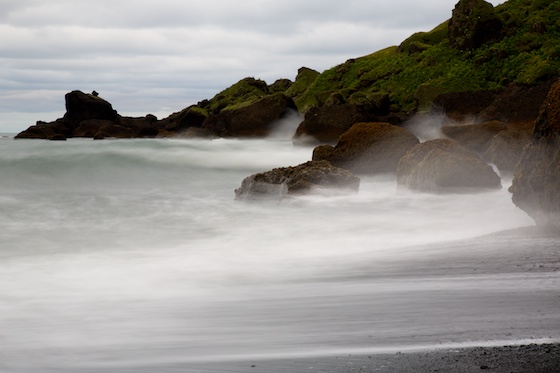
0, 134, 558, 372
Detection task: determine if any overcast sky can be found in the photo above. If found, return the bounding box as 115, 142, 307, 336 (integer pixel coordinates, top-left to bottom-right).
0, 0, 504, 132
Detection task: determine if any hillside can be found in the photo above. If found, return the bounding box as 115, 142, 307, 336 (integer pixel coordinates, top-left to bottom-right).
206, 0, 560, 116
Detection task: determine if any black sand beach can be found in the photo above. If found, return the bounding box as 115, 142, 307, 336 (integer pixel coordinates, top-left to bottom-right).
179, 343, 559, 372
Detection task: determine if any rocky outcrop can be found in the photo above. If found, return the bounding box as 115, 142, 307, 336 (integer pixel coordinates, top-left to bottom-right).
293, 100, 394, 145
448, 0, 502, 51
234, 160, 360, 201
510, 79, 560, 228
312, 122, 420, 174
201, 93, 298, 138
397, 138, 501, 192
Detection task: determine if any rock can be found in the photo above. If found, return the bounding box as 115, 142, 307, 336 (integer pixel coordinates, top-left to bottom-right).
312, 122, 420, 175
235, 160, 360, 201
202, 93, 298, 138
433, 80, 555, 123
483, 122, 533, 174
397, 138, 502, 192
448, 0, 502, 51
441, 120, 508, 154
73, 119, 116, 137
15, 120, 70, 139
156, 106, 207, 136
510, 79, 560, 228
49, 134, 67, 141
63, 90, 118, 127
293, 102, 393, 146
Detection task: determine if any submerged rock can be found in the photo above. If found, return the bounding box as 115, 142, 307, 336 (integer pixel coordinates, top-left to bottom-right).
235, 160, 360, 201
397, 138, 501, 193
511, 79, 560, 229
312, 122, 420, 175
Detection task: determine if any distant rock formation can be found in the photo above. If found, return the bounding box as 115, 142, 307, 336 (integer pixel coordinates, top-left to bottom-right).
397, 138, 501, 193
510, 79, 560, 229
234, 160, 360, 201
312, 122, 420, 175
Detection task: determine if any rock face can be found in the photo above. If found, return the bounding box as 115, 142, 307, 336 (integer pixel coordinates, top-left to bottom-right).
293, 100, 393, 145
312, 122, 420, 174
397, 138, 502, 192
448, 0, 502, 51
234, 160, 360, 201
201, 93, 298, 138
510, 79, 560, 228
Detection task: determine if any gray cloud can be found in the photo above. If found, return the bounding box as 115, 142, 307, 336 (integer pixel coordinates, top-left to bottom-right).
0, 0, 505, 132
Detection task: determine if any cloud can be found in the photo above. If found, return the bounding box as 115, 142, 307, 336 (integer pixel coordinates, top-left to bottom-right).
0, 0, 506, 132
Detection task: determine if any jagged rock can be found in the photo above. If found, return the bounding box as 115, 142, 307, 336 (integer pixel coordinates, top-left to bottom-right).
156, 106, 207, 136
293, 102, 393, 146
441, 120, 508, 154
483, 122, 533, 174
397, 138, 501, 192
511, 79, 560, 228
312, 122, 420, 174
201, 93, 297, 138
234, 160, 360, 201
448, 0, 503, 51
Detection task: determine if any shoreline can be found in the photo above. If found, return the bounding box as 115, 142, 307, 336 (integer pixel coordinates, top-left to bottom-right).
178, 342, 560, 373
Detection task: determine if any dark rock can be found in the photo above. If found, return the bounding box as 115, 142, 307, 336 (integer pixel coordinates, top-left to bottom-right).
293, 102, 394, 146
202, 93, 297, 138
156, 106, 207, 136
397, 138, 502, 192
441, 120, 508, 155
235, 160, 360, 201
483, 122, 533, 174
448, 0, 503, 51
49, 134, 67, 141
15, 119, 70, 139
511, 79, 560, 228
73, 119, 116, 137
433, 80, 555, 123
312, 122, 420, 175
63, 90, 118, 127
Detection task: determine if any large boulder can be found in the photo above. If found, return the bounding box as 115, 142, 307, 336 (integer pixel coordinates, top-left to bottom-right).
448, 0, 502, 51
293, 101, 392, 146
202, 93, 298, 138
510, 79, 560, 228
483, 122, 533, 175
397, 138, 501, 192
312, 122, 420, 175
234, 160, 360, 201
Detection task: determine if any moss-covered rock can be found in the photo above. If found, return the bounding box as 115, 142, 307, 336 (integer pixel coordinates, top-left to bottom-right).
207, 77, 270, 114
312, 122, 420, 175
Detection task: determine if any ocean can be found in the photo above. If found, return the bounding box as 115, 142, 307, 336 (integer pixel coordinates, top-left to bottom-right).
1, 134, 559, 372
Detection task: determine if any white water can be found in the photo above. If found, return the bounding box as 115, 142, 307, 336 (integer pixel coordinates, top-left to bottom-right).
0, 136, 559, 372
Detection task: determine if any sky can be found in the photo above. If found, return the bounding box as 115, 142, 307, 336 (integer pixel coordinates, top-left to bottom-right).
0, 0, 505, 133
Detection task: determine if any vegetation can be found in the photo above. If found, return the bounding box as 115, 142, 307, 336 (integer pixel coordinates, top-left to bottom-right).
204, 0, 560, 115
